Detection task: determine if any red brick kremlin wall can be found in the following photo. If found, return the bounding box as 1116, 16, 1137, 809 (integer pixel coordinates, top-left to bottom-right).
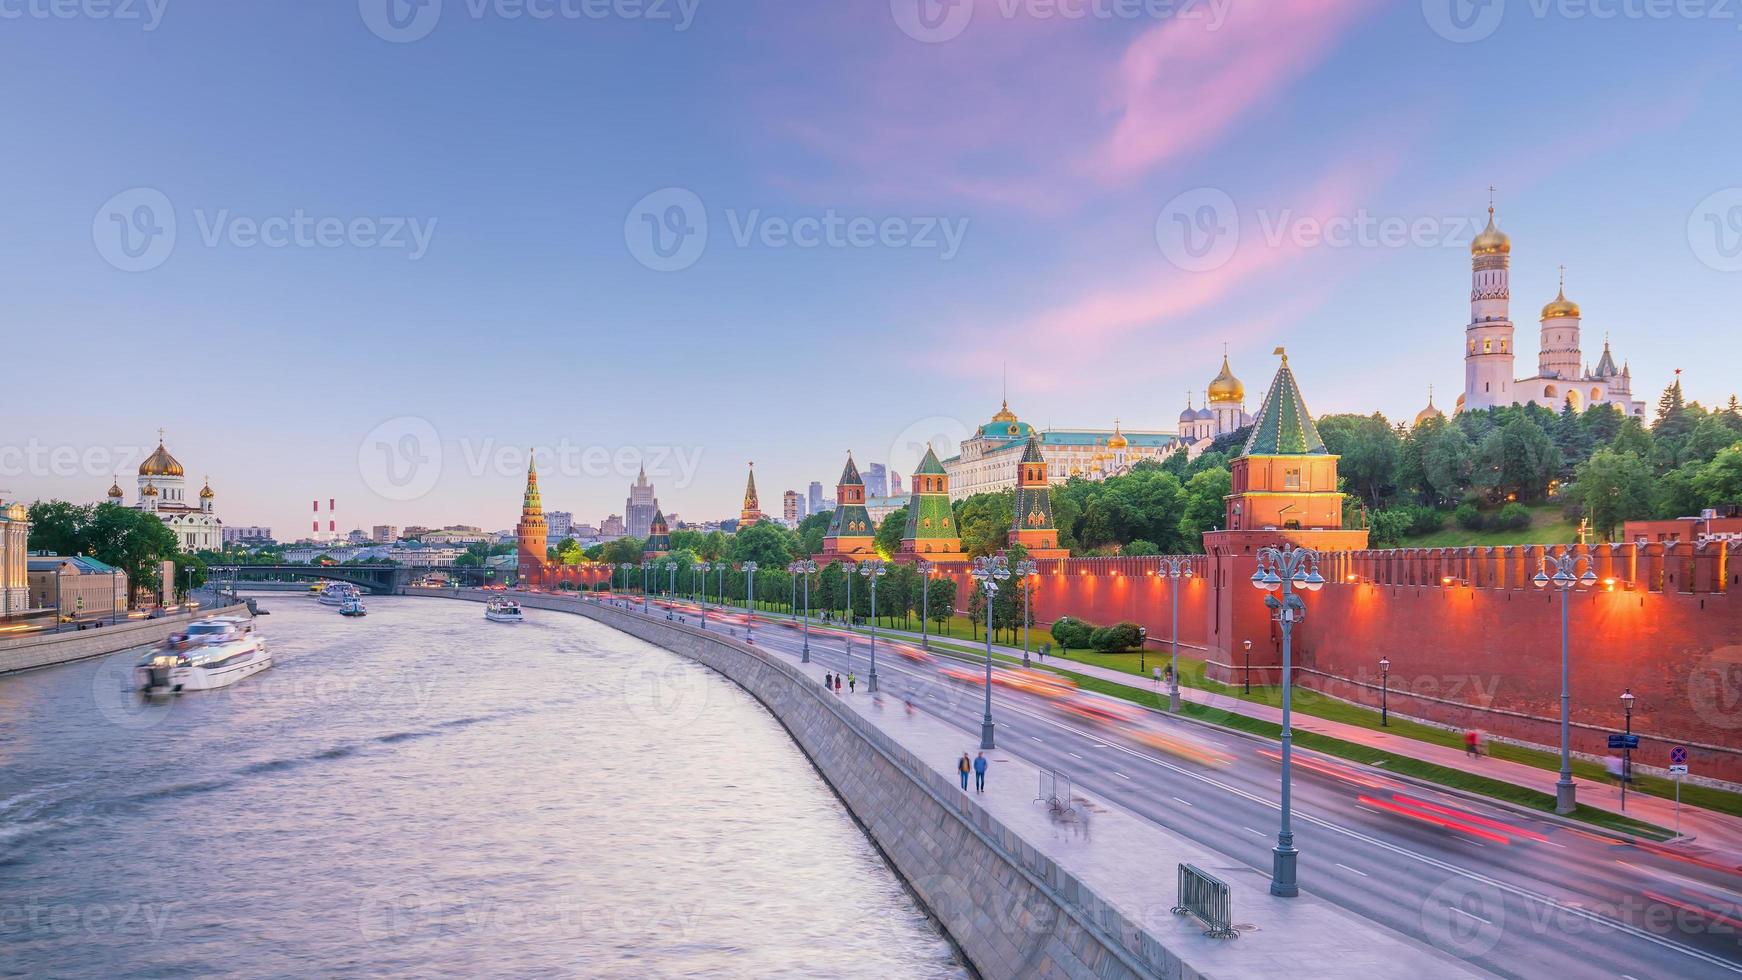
921, 539, 1742, 785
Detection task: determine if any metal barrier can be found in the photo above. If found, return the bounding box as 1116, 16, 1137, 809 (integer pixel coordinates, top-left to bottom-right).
1171, 863, 1238, 939
1035, 769, 1073, 816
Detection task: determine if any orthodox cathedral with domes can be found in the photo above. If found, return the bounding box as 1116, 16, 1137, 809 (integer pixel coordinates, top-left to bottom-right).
108, 433, 224, 552
1458, 202, 1646, 419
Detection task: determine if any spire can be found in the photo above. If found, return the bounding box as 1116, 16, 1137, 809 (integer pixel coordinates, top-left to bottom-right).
739, 462, 762, 527
522, 454, 542, 514
1594, 338, 1618, 378
1242, 349, 1328, 455
837, 452, 863, 486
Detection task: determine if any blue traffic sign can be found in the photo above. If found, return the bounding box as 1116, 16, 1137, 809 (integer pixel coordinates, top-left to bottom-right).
1670, 745, 1688, 765
1608, 733, 1640, 750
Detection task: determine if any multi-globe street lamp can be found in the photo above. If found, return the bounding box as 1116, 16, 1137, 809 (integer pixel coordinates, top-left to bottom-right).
971, 555, 1009, 750
1158, 556, 1193, 712
664, 562, 678, 619
716, 560, 727, 609
790, 559, 817, 662
1533, 550, 1597, 815
1379, 656, 1391, 726
693, 562, 709, 629
617, 562, 635, 600
639, 561, 651, 614
1013, 559, 1037, 667
860, 559, 888, 693
917, 560, 933, 650
1249, 544, 1323, 899
742, 561, 758, 644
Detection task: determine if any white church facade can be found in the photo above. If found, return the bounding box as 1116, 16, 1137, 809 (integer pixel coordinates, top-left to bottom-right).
109, 434, 224, 552
1459, 204, 1646, 418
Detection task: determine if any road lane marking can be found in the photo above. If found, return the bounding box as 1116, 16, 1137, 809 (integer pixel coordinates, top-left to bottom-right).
1069, 752, 1083, 760
1172, 797, 1193, 807
1242, 826, 1264, 837
1030, 736, 1043, 743
1114, 771, 1130, 780
1336, 863, 1368, 877
1448, 906, 1491, 925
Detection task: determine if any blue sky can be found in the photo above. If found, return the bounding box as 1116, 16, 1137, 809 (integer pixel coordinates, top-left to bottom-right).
3, 1, 1738, 536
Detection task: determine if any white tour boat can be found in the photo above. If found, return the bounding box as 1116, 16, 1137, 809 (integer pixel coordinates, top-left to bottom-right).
134, 616, 272, 694
339, 597, 368, 617
484, 598, 524, 623
316, 583, 361, 607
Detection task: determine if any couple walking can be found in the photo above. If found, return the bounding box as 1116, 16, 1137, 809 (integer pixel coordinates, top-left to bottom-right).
957, 752, 987, 793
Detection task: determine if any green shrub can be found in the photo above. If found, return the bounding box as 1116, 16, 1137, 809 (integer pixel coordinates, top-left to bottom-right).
1090, 621, 1145, 653
1050, 616, 1095, 650
1123, 539, 1160, 557
1497, 501, 1532, 531
1455, 502, 1482, 530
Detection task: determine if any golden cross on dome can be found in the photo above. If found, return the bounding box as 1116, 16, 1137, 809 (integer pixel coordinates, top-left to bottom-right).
157, 427, 165, 444
1487, 184, 1497, 215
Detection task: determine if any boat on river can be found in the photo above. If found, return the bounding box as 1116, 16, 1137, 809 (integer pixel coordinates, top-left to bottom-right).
484, 598, 524, 623
339, 597, 368, 617
316, 583, 360, 607
134, 616, 271, 694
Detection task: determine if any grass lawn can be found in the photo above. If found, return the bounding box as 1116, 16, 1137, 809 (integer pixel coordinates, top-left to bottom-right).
1400, 502, 1581, 548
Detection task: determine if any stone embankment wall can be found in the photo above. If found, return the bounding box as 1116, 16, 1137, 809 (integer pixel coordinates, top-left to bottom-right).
0, 603, 252, 675
427, 590, 1190, 980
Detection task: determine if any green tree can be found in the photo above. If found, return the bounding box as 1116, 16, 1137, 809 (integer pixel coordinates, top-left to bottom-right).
1318, 413, 1399, 510
1473, 416, 1561, 502
1610, 418, 1653, 458
954, 491, 1014, 558
874, 507, 907, 558
1176, 466, 1231, 549
1420, 422, 1476, 505
795, 512, 831, 556
1693, 444, 1742, 508
924, 573, 957, 633
728, 520, 798, 568
1655, 379, 1692, 441
1569, 450, 1655, 540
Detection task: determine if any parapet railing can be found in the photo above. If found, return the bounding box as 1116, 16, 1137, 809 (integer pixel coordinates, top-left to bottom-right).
1329, 540, 1734, 595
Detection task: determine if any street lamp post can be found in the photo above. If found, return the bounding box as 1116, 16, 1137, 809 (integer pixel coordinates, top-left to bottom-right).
1379, 656, 1391, 726
743, 562, 758, 643
1534, 550, 1597, 815
716, 561, 727, 609
1158, 557, 1193, 712
1621, 688, 1635, 811
617, 562, 634, 601
971, 555, 1010, 750
693, 563, 709, 628
1014, 559, 1037, 667
860, 559, 887, 693
1249, 544, 1324, 899
639, 561, 651, 614
1243, 639, 1252, 695
790, 559, 817, 662
917, 560, 932, 650
665, 562, 677, 619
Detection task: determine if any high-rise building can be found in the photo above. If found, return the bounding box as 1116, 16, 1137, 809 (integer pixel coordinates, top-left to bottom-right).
808, 481, 826, 515
865, 462, 888, 498
371, 525, 399, 543
624, 467, 660, 538
600, 514, 626, 538
890, 471, 904, 496
224, 526, 274, 546
546, 510, 573, 539
782, 489, 803, 524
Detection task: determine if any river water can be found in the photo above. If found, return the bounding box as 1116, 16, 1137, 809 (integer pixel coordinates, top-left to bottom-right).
0, 596, 966, 978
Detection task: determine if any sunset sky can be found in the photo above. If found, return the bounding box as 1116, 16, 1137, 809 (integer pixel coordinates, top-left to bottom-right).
4, 1, 1738, 534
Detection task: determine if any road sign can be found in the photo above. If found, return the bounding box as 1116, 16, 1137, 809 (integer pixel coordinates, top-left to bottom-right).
1669, 764, 1689, 775
1608, 733, 1639, 750
1670, 745, 1688, 765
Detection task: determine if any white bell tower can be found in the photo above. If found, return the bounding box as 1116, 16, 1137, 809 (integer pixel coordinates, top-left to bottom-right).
1463, 191, 1515, 412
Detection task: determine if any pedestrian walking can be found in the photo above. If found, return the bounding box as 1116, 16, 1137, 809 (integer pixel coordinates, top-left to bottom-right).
834, 675, 842, 693
848, 672, 857, 693
1464, 729, 1481, 759
958, 753, 971, 791
1605, 753, 1625, 785
824, 671, 833, 689
973, 752, 987, 793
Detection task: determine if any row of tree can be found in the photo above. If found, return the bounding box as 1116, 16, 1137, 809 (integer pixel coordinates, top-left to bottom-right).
26, 501, 193, 604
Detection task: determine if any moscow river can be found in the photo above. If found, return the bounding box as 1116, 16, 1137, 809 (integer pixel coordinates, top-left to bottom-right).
0, 596, 966, 978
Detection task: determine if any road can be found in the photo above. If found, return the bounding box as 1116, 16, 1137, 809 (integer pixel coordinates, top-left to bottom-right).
637, 596, 1742, 980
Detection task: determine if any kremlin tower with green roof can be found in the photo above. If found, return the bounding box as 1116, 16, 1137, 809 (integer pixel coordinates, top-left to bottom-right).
1222, 348, 1350, 533
1008, 433, 1067, 558
821, 452, 876, 558
643, 508, 670, 558
897, 445, 965, 561
515, 455, 548, 584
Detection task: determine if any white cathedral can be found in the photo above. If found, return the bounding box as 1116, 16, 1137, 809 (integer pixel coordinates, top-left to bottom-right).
1458, 203, 1646, 419
107, 434, 224, 552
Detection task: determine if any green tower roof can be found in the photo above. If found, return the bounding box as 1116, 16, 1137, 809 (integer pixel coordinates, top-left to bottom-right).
1019, 432, 1045, 464
914, 445, 947, 476
838, 454, 863, 486
1242, 350, 1327, 456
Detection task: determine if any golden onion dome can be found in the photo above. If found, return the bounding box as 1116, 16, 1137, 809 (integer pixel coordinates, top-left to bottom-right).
1455, 392, 1467, 414
199, 479, 214, 499
141, 480, 159, 497
1470, 208, 1510, 256
107, 479, 124, 499
1106, 421, 1128, 449
1414, 387, 1445, 427
1541, 285, 1580, 320
991, 398, 1018, 423
139, 440, 184, 477
1207, 355, 1244, 403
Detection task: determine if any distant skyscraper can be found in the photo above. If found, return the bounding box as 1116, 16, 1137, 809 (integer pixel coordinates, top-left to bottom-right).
865, 463, 888, 498
624, 467, 660, 538
783, 489, 803, 524
890, 471, 904, 496
808, 481, 825, 514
